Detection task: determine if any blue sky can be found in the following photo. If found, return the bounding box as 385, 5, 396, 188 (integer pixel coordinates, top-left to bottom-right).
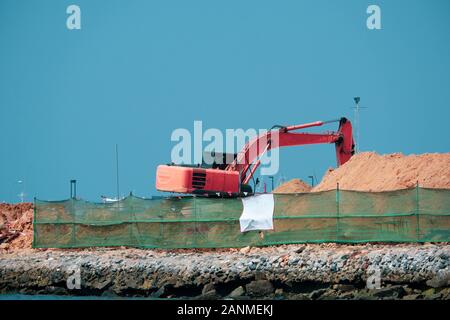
1, 0, 449, 202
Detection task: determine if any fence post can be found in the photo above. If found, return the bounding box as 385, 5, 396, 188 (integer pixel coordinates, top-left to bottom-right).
193, 195, 197, 248
416, 181, 420, 241
70, 197, 76, 247
33, 197, 36, 248
336, 183, 340, 242
159, 201, 164, 247
128, 196, 133, 247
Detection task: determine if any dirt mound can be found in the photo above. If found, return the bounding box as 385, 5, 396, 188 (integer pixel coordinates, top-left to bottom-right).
0, 203, 33, 252
312, 152, 450, 192
273, 179, 312, 193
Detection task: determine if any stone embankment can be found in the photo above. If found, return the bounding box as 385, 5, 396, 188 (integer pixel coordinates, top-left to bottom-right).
1, 243, 449, 299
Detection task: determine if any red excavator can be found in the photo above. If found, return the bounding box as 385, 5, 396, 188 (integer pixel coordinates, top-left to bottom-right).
156, 117, 354, 196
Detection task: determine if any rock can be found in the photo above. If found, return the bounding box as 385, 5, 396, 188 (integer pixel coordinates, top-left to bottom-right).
228, 286, 245, 298
425, 293, 443, 300
317, 288, 342, 300
151, 286, 166, 298
422, 288, 436, 297
93, 278, 111, 290
274, 288, 283, 296
254, 271, 266, 280
426, 270, 450, 288
309, 289, 327, 300
245, 280, 274, 297
288, 293, 309, 300
338, 291, 354, 299
46, 286, 67, 295
0, 243, 9, 250
141, 278, 153, 290
403, 294, 421, 300
200, 289, 219, 300
240, 246, 251, 254
439, 253, 448, 260
333, 284, 355, 292
370, 285, 405, 298
202, 283, 215, 295
353, 291, 377, 300
402, 285, 413, 295
295, 246, 306, 254
439, 287, 450, 299
101, 288, 117, 297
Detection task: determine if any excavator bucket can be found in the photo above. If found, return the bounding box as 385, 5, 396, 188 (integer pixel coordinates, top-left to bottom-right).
335, 117, 355, 166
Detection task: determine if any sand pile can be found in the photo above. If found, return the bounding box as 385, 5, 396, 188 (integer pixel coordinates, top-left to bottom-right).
273, 179, 312, 193
0, 203, 33, 252
312, 152, 450, 192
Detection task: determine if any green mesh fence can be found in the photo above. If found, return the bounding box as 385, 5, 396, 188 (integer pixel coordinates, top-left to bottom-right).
33, 187, 450, 248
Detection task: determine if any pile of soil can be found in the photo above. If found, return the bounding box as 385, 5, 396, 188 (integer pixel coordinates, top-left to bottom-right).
272, 179, 311, 193
312, 152, 450, 192
273, 152, 450, 193
0, 203, 33, 252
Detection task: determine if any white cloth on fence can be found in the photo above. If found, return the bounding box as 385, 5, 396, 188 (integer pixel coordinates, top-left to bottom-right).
239, 194, 274, 232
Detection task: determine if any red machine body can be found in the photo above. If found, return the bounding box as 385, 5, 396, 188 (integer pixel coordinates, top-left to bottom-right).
155, 164, 240, 194
156, 117, 355, 196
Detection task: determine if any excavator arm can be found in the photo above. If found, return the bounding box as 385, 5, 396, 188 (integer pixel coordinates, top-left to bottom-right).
226, 117, 354, 185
